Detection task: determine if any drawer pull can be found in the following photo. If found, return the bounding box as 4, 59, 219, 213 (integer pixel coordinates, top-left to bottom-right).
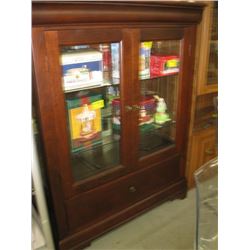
205, 148, 214, 155
128, 186, 137, 193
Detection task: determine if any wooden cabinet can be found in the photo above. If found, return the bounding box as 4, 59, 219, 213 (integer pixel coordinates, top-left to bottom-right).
186, 1, 218, 189
186, 127, 217, 188
32, 2, 203, 249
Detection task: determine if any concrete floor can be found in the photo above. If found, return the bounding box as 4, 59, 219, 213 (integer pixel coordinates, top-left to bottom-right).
85, 189, 197, 250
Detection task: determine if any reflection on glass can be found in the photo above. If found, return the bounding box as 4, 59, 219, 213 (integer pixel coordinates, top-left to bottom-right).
139, 40, 180, 157
60, 43, 120, 181
207, 2, 218, 85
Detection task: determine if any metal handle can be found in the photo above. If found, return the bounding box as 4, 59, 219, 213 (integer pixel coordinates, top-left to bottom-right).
132, 105, 141, 110
129, 186, 137, 193
125, 105, 141, 111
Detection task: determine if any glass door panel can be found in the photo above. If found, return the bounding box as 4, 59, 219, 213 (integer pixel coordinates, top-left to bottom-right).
60, 42, 121, 181
207, 2, 218, 85
139, 40, 180, 157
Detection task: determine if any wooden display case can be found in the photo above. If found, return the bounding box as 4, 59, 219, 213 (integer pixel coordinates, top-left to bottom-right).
196, 1, 218, 95
32, 2, 203, 249
186, 1, 218, 189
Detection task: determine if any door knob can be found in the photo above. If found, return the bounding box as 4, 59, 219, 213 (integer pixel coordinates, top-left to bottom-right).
125, 105, 141, 111
128, 186, 137, 193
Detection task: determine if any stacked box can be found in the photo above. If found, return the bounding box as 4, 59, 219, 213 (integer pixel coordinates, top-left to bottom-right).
111, 43, 120, 84
66, 94, 104, 152
150, 55, 180, 77
61, 49, 103, 91
139, 41, 153, 80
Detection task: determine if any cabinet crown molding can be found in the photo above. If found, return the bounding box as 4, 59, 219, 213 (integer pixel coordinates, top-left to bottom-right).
32, 1, 203, 26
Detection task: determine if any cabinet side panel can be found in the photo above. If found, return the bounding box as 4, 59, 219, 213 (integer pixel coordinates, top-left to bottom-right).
32, 28, 69, 239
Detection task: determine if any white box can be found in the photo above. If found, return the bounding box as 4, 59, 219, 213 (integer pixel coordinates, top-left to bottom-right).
61, 49, 103, 91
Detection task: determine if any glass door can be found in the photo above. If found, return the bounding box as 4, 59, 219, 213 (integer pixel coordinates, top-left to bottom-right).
41, 28, 140, 195
41, 27, 194, 194
60, 42, 121, 181
197, 2, 218, 95
138, 39, 181, 157
206, 2, 218, 85
135, 26, 196, 166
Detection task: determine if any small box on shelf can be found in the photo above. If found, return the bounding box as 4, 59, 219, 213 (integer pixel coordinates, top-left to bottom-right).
111, 43, 120, 84
66, 94, 104, 152
139, 41, 153, 80
150, 55, 180, 77
61, 49, 103, 91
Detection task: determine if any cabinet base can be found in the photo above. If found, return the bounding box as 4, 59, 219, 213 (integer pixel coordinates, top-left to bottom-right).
59, 178, 187, 250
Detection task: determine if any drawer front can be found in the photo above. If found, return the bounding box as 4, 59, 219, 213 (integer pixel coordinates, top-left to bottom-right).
65, 155, 180, 232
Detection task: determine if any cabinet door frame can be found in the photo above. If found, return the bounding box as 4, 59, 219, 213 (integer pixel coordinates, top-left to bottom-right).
33, 27, 142, 198
138, 26, 197, 176
33, 25, 197, 198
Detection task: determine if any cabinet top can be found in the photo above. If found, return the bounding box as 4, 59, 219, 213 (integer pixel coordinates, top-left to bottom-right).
32, 1, 204, 26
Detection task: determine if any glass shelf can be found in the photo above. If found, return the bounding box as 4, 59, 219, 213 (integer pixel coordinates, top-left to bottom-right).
140, 133, 174, 156
63, 81, 120, 94
71, 139, 120, 181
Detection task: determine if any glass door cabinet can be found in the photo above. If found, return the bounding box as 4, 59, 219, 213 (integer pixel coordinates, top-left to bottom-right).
197, 1, 218, 95
32, 2, 203, 249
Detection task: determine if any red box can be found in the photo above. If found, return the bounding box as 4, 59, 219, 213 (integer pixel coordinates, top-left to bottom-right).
150, 55, 180, 77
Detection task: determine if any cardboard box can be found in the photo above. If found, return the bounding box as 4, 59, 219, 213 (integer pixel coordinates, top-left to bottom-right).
61, 49, 103, 91
66, 94, 104, 152
150, 55, 180, 77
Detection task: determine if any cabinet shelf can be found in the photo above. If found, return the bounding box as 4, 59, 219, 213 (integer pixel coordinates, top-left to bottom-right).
64, 73, 179, 94
140, 120, 175, 156
140, 133, 174, 155
72, 139, 120, 181
64, 81, 120, 94
71, 134, 120, 154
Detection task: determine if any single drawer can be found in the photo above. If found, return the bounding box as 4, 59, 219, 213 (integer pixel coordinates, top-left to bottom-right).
65, 154, 180, 232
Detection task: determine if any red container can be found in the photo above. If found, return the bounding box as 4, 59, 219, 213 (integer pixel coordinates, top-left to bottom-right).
150, 55, 180, 77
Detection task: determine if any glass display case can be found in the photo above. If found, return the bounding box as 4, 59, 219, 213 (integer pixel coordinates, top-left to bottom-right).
197, 2, 218, 95
57, 38, 185, 182
32, 2, 203, 249
186, 2, 218, 188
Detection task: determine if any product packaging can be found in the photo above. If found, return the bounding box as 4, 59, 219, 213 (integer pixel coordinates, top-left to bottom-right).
139, 41, 153, 80
61, 49, 103, 91
150, 55, 180, 77
66, 94, 104, 152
